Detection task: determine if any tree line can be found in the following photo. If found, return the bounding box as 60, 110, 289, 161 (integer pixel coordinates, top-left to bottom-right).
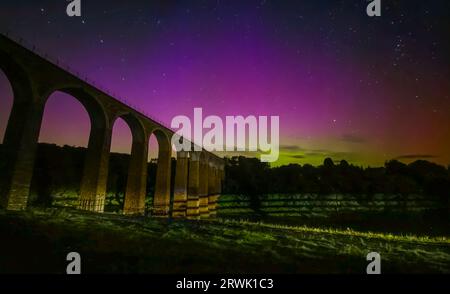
223, 156, 450, 211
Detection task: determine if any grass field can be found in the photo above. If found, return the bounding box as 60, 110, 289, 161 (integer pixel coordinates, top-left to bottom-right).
0, 208, 449, 274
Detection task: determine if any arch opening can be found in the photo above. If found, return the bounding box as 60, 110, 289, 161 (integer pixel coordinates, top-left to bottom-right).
30, 91, 92, 208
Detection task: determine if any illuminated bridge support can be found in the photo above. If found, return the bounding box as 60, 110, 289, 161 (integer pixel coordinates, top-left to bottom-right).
0, 96, 45, 210
207, 161, 218, 218
123, 117, 149, 215
199, 152, 210, 219
186, 151, 200, 219
78, 125, 112, 212
152, 130, 172, 216
173, 151, 188, 218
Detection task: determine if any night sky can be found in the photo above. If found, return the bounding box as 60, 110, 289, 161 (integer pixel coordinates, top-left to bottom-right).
0, 0, 449, 166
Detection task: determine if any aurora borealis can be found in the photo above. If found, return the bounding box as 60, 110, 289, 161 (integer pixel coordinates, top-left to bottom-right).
0, 0, 449, 166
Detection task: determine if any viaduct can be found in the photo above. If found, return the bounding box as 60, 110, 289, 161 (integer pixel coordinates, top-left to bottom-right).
0, 33, 224, 219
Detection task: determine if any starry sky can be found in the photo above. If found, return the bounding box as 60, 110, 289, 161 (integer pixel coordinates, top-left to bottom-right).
0, 0, 449, 166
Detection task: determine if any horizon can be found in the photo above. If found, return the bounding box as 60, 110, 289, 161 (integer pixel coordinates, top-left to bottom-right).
1, 141, 448, 170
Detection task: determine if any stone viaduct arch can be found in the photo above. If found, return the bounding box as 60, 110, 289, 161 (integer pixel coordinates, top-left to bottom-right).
0, 33, 224, 218
45, 87, 110, 212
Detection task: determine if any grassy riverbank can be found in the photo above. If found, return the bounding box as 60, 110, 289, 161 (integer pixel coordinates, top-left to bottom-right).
0, 208, 449, 273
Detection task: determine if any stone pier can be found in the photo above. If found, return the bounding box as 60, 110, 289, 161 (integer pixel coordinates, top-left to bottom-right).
173, 151, 188, 218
